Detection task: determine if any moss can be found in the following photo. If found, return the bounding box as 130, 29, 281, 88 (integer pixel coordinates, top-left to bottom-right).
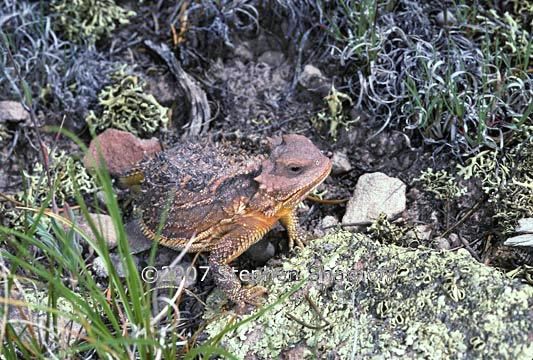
0, 150, 98, 229
85, 72, 169, 137
52, 0, 135, 43
203, 231, 533, 359
457, 136, 533, 233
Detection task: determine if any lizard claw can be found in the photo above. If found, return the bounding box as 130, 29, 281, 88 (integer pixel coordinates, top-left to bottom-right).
289, 235, 307, 250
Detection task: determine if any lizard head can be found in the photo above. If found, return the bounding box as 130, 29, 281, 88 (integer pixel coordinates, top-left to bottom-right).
254, 134, 332, 208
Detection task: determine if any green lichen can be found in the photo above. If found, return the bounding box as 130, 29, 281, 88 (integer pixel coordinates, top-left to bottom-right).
0, 150, 98, 229
312, 86, 358, 140
52, 0, 135, 43
414, 168, 467, 200
478, 9, 532, 62
203, 231, 533, 359
368, 213, 420, 247
457, 136, 533, 233
86, 72, 169, 137
0, 124, 10, 143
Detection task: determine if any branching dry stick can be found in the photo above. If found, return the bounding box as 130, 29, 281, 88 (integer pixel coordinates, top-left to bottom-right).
3, 37, 58, 213
144, 40, 211, 137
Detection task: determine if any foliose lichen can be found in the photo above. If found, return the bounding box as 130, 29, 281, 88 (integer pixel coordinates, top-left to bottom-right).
368, 213, 420, 248
0, 124, 10, 143
414, 168, 467, 200
52, 0, 135, 43
85, 71, 169, 137
457, 136, 533, 233
203, 231, 532, 359
0, 150, 99, 229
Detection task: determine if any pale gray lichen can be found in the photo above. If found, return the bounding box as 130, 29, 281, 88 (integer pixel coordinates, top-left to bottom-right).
52, 0, 135, 43
0, 124, 11, 145
0, 150, 98, 229
368, 213, 420, 248
203, 231, 533, 359
457, 136, 533, 233
85, 72, 169, 137
414, 168, 467, 200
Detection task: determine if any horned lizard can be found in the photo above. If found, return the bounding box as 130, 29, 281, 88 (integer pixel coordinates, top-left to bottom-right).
122, 134, 332, 307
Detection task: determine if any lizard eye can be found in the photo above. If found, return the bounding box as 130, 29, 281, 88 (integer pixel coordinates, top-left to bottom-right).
288, 165, 303, 175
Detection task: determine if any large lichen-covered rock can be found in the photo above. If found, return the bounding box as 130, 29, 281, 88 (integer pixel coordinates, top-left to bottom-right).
203, 231, 533, 359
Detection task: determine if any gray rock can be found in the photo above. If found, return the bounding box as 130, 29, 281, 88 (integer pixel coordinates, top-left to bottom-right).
298, 64, 330, 95
314, 215, 340, 238
76, 213, 118, 250
92, 253, 139, 278
515, 218, 533, 234
125, 220, 154, 253
234, 44, 254, 61
435, 10, 457, 26
331, 151, 352, 175
342, 172, 406, 224
435, 236, 451, 250
246, 238, 276, 264
204, 231, 533, 359
257, 50, 286, 67
448, 233, 462, 248
504, 234, 533, 247
0, 101, 30, 124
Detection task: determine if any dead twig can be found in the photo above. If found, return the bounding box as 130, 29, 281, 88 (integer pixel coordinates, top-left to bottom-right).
144, 40, 210, 137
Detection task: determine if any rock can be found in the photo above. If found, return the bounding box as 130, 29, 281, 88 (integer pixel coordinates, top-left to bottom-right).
246, 238, 276, 265
92, 253, 139, 278
415, 224, 433, 242
515, 218, 533, 234
448, 233, 462, 248
298, 64, 330, 96
203, 231, 533, 359
257, 50, 286, 67
76, 213, 118, 249
234, 44, 253, 61
505, 218, 533, 247
435, 10, 457, 26
434, 236, 451, 250
125, 220, 155, 253
84, 129, 161, 176
314, 215, 339, 238
0, 101, 30, 124
342, 172, 406, 224
504, 234, 533, 247
331, 151, 352, 175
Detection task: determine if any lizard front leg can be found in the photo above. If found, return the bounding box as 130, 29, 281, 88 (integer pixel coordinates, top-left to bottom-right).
279, 209, 306, 249
208, 216, 275, 307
